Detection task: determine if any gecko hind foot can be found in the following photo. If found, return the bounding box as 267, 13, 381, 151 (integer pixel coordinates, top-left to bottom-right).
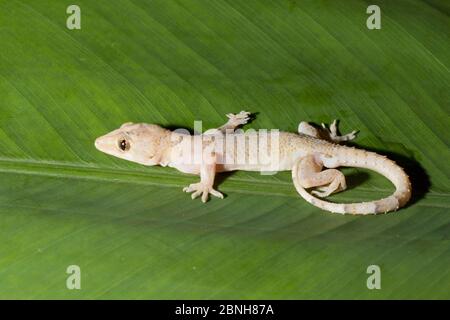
311, 186, 344, 198
183, 183, 224, 203
322, 119, 358, 142
307, 168, 347, 198
311, 177, 347, 198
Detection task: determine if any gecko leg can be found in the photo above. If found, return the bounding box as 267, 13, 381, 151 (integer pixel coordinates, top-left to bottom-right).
321, 120, 358, 142
296, 155, 347, 197
220, 111, 251, 131
205, 111, 251, 135
182, 152, 224, 202
298, 120, 358, 142
298, 121, 321, 138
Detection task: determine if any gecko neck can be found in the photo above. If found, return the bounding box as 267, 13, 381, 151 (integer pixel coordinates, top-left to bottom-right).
155, 131, 174, 167
158, 149, 171, 167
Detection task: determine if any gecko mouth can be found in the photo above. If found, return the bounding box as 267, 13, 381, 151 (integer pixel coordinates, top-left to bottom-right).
94, 138, 101, 150
94, 137, 109, 153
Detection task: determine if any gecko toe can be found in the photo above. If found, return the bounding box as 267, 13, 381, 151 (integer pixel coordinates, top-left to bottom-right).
210, 189, 224, 199
311, 190, 330, 198
184, 183, 222, 202
191, 190, 202, 199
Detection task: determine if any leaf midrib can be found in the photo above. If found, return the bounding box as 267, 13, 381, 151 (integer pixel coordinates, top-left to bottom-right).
0, 157, 448, 207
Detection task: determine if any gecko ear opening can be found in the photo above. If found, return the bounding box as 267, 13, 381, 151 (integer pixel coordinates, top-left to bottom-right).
120, 122, 134, 128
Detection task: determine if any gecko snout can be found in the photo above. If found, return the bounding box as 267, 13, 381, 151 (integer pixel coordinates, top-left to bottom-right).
94, 137, 106, 151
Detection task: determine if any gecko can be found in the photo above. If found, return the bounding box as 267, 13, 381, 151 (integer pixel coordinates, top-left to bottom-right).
94, 111, 411, 215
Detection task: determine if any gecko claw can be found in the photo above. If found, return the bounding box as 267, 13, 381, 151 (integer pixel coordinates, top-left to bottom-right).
183, 183, 223, 202
226, 111, 251, 127
311, 190, 330, 198
323, 119, 358, 142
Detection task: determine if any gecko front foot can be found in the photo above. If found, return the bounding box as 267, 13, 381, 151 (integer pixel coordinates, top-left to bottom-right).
183, 183, 224, 203
322, 120, 358, 142
225, 111, 251, 127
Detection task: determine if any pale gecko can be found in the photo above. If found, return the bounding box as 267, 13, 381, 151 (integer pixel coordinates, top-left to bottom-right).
95, 111, 411, 215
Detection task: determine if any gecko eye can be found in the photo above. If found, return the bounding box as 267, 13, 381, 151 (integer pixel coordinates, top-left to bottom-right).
118, 139, 130, 151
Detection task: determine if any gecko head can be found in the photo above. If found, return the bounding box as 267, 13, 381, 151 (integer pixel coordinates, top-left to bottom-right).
94, 122, 170, 166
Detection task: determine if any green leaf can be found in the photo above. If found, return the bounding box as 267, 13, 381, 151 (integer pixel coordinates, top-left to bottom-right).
0, 0, 448, 299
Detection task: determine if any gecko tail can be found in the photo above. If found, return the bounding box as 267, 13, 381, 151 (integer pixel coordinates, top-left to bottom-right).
291, 147, 412, 215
